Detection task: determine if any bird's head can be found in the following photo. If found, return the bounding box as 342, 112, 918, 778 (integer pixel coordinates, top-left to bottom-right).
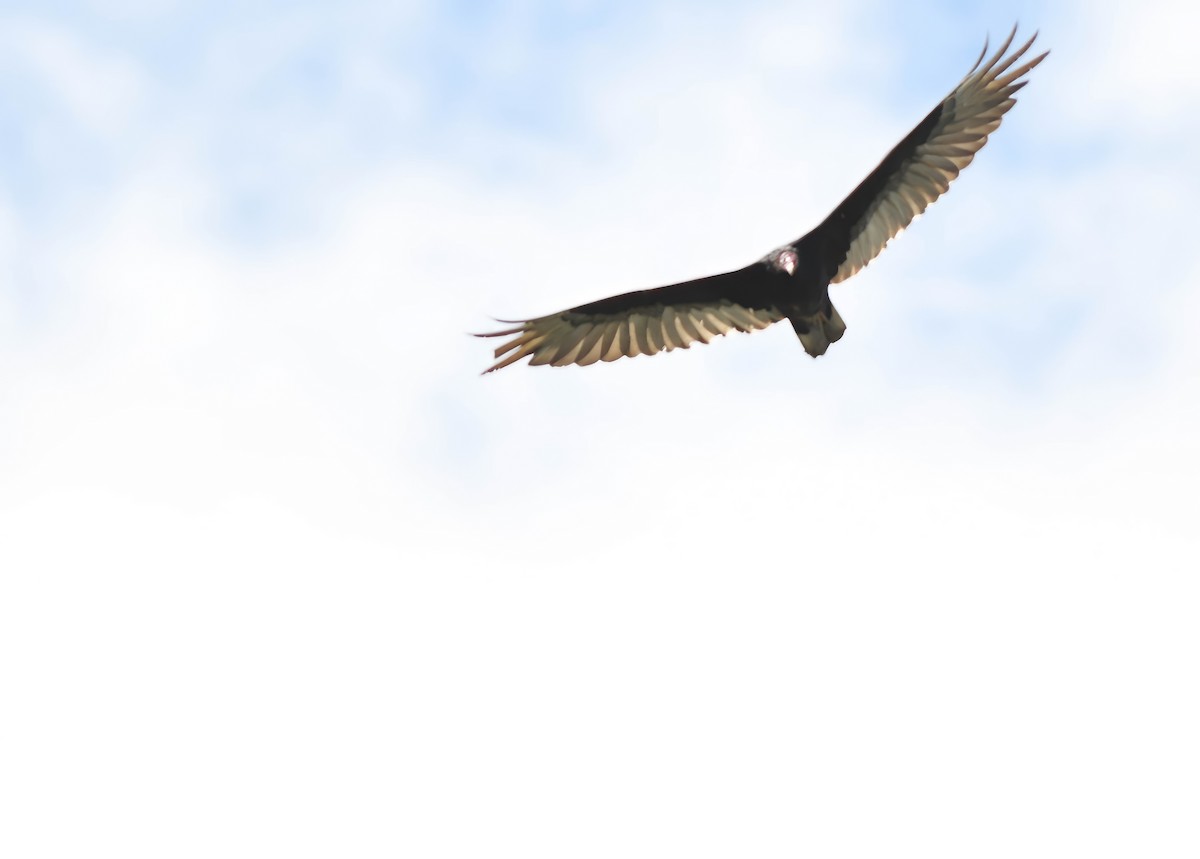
768, 247, 799, 276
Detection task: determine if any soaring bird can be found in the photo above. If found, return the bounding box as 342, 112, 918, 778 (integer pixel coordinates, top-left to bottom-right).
479, 26, 1047, 373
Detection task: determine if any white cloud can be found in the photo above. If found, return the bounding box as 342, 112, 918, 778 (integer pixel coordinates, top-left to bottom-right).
0, 16, 148, 139
2, 3, 1198, 856
1056, 0, 1200, 130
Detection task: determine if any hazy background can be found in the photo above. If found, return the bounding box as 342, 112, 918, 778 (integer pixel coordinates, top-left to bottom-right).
2, 1, 1197, 856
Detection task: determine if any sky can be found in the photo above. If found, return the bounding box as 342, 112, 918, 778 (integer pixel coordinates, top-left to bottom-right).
2, 1, 1198, 856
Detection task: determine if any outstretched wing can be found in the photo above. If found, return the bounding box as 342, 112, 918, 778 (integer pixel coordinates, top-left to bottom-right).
812, 26, 1048, 284
477, 265, 783, 373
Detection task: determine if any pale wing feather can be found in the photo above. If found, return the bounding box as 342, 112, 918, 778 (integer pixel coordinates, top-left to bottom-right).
831, 27, 1048, 284
479, 299, 782, 373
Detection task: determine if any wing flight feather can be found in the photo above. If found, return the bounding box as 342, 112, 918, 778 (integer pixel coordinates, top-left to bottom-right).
817, 26, 1048, 284
476, 266, 783, 373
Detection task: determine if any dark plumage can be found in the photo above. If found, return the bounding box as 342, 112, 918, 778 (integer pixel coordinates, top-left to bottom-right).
479, 27, 1047, 373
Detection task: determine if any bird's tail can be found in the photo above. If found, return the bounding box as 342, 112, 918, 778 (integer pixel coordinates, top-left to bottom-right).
787, 300, 846, 357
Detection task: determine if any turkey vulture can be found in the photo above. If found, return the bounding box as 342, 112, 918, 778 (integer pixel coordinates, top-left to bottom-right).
479, 26, 1047, 373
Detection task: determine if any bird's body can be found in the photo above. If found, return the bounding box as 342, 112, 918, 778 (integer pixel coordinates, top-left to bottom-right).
479, 27, 1047, 373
